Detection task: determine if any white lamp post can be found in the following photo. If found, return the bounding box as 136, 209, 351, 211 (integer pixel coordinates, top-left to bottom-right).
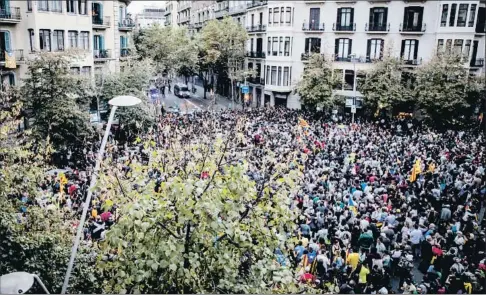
349, 53, 358, 124
60, 96, 141, 294
0, 272, 50, 294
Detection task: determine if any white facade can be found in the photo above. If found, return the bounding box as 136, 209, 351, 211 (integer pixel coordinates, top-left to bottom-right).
0, 0, 136, 86
135, 6, 166, 29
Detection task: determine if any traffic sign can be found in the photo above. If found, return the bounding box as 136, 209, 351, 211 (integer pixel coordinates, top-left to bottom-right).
241, 85, 249, 94
351, 106, 357, 114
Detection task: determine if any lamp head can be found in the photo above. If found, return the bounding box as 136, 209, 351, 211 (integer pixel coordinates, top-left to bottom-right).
0, 272, 34, 294
109, 95, 142, 107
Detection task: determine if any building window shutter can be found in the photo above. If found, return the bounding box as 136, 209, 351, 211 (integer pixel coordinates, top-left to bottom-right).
100, 36, 104, 50
350, 8, 354, 26
336, 8, 342, 25
366, 39, 371, 58
413, 40, 419, 60
348, 39, 352, 56
383, 8, 388, 26
369, 8, 374, 24
305, 38, 309, 53
380, 39, 384, 59
99, 3, 103, 18
4, 31, 11, 52
334, 38, 339, 56
400, 40, 406, 58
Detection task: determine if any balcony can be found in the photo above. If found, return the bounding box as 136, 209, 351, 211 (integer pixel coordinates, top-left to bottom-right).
399, 23, 426, 34
246, 24, 266, 33
403, 58, 422, 66
246, 51, 266, 58
178, 3, 191, 12
118, 18, 135, 30
0, 49, 24, 64
93, 49, 111, 61
120, 48, 135, 59
229, 5, 246, 16
247, 0, 268, 9
0, 7, 21, 23
248, 77, 264, 85
333, 23, 356, 32
214, 7, 229, 19
302, 22, 325, 32
194, 22, 203, 29
92, 16, 110, 28
301, 52, 325, 61
470, 58, 484, 68
365, 23, 390, 33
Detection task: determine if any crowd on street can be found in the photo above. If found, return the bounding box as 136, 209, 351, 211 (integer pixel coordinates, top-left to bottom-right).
16, 107, 486, 294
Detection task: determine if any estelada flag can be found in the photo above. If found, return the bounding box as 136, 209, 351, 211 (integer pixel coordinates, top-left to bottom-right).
409, 159, 422, 182
298, 117, 309, 128
4, 51, 16, 69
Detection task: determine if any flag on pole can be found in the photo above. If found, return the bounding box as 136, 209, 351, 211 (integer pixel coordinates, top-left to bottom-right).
409, 159, 422, 182
348, 195, 358, 216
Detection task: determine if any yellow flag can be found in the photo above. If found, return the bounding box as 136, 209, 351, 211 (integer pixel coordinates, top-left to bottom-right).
4, 51, 16, 69
428, 163, 436, 173
298, 117, 309, 128
409, 159, 421, 182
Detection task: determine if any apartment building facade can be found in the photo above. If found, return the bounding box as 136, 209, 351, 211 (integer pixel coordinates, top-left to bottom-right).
0, 0, 135, 87
135, 6, 166, 29
162, 0, 485, 109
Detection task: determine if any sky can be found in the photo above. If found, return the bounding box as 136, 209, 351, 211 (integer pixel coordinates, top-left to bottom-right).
127, 0, 165, 14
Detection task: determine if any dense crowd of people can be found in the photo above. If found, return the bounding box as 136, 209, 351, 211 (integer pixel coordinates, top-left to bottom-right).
16, 107, 485, 294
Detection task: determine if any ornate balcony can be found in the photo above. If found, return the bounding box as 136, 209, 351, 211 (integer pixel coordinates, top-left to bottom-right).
246, 24, 266, 33
0, 7, 21, 23
302, 22, 325, 32
333, 23, 356, 32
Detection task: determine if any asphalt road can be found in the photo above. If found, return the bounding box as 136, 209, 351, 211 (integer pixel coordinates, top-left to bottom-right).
160, 87, 235, 114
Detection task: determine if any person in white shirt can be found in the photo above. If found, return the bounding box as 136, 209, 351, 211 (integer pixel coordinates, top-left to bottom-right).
409, 224, 423, 258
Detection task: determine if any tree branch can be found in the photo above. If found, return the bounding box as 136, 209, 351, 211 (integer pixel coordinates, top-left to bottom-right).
157, 221, 181, 239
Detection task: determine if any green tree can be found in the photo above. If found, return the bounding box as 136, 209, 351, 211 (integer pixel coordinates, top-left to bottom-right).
296, 53, 337, 110
361, 56, 409, 115
95, 60, 155, 139
0, 83, 102, 294
96, 122, 307, 294
21, 51, 94, 150
199, 17, 249, 101
414, 53, 484, 127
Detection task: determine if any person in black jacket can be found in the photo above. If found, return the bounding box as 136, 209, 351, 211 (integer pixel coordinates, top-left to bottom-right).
419, 236, 433, 273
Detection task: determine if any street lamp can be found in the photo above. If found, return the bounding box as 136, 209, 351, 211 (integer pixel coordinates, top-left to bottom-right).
1, 272, 50, 294
349, 53, 358, 124
60, 95, 141, 294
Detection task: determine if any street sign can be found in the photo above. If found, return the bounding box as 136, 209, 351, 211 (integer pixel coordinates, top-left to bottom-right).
351, 106, 357, 114
345, 98, 354, 107
241, 85, 249, 94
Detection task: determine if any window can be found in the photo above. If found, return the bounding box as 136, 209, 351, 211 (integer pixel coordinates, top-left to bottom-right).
468, 4, 476, 27
344, 70, 354, 91
453, 39, 463, 55
68, 31, 78, 48
250, 38, 254, 52
401, 39, 419, 61
277, 66, 282, 86
464, 40, 471, 58
78, 0, 87, 15
38, 0, 48, 11
39, 29, 51, 51
457, 4, 468, 27
272, 37, 278, 55
446, 39, 452, 54
51, 0, 62, 12
286, 8, 291, 24
27, 0, 32, 11
266, 65, 270, 84
367, 39, 384, 60
80, 31, 89, 50
81, 66, 91, 76
267, 37, 271, 55
269, 10, 272, 25
28, 29, 35, 52
280, 7, 284, 24
335, 38, 352, 61
440, 4, 448, 27
437, 39, 444, 53
337, 8, 354, 29
271, 66, 276, 85
449, 4, 457, 26
305, 38, 321, 53
309, 8, 320, 29
66, 0, 75, 13
251, 14, 254, 26
283, 67, 289, 86
273, 8, 279, 23
52, 30, 64, 51
403, 6, 424, 31
70, 67, 80, 75
369, 7, 387, 29
284, 37, 290, 56
279, 37, 283, 55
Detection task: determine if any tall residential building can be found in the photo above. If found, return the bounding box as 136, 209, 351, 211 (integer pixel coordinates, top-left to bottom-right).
0, 0, 136, 87
164, 1, 178, 27
244, 0, 485, 109
135, 5, 166, 29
